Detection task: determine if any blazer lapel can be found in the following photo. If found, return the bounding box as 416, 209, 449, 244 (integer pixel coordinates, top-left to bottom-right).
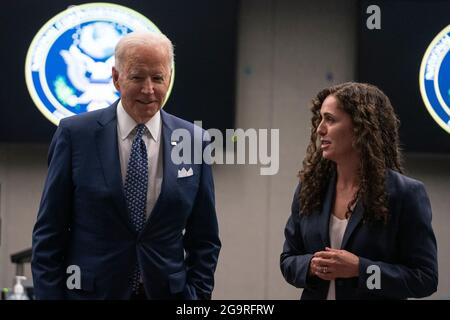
95, 102, 135, 234
318, 172, 337, 248
340, 198, 363, 249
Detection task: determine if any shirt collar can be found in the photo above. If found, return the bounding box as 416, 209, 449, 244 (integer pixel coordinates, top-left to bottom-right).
117, 100, 161, 142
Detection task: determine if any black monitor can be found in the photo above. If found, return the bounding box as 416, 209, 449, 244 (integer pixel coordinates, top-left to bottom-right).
358, 0, 450, 153
0, 0, 238, 143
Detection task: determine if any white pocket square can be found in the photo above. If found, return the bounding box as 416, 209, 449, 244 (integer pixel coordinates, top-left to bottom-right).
177, 167, 193, 178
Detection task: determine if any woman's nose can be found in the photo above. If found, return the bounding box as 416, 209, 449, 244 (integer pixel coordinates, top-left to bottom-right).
317, 120, 326, 136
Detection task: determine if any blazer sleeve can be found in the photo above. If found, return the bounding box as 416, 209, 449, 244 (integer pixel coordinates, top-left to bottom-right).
31, 122, 73, 299
182, 144, 221, 300
357, 180, 438, 298
280, 183, 318, 289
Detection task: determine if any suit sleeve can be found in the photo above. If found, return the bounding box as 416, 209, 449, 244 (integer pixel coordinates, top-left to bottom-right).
31, 122, 73, 299
182, 143, 221, 300
280, 183, 318, 289
357, 180, 438, 298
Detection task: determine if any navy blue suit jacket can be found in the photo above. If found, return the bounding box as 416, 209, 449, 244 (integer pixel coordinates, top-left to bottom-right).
32, 102, 221, 299
280, 170, 438, 299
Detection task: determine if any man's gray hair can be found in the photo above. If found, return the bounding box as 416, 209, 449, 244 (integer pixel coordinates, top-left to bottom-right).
114, 31, 174, 71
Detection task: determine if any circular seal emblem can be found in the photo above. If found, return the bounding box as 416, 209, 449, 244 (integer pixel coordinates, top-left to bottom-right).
419, 25, 450, 134
25, 3, 174, 125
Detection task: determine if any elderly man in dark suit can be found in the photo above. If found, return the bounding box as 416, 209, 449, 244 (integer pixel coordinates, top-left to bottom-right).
32, 31, 221, 300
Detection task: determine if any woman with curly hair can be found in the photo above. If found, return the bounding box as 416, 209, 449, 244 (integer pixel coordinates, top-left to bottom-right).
280, 82, 438, 299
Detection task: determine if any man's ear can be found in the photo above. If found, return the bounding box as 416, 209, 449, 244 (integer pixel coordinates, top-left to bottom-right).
112, 67, 120, 91
168, 70, 173, 85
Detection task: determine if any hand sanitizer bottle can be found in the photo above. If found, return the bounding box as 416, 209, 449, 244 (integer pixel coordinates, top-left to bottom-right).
7, 276, 29, 300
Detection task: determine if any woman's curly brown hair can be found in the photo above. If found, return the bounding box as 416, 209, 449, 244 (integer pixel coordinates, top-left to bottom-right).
298, 82, 404, 223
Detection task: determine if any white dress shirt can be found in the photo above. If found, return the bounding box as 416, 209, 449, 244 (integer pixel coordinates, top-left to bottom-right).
116, 100, 163, 218
326, 214, 349, 300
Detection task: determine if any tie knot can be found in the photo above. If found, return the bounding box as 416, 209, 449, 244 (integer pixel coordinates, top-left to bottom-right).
134, 124, 147, 139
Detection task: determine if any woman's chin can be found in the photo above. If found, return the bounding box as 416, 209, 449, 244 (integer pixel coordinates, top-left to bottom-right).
321, 151, 331, 159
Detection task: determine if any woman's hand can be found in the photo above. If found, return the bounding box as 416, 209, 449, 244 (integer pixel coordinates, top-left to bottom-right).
310, 247, 359, 280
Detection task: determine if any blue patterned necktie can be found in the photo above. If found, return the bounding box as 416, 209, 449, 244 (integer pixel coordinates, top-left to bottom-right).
124, 124, 148, 294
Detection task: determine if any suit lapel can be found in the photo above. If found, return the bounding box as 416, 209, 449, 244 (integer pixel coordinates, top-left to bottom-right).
95, 102, 135, 234
318, 172, 336, 248
142, 110, 178, 228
